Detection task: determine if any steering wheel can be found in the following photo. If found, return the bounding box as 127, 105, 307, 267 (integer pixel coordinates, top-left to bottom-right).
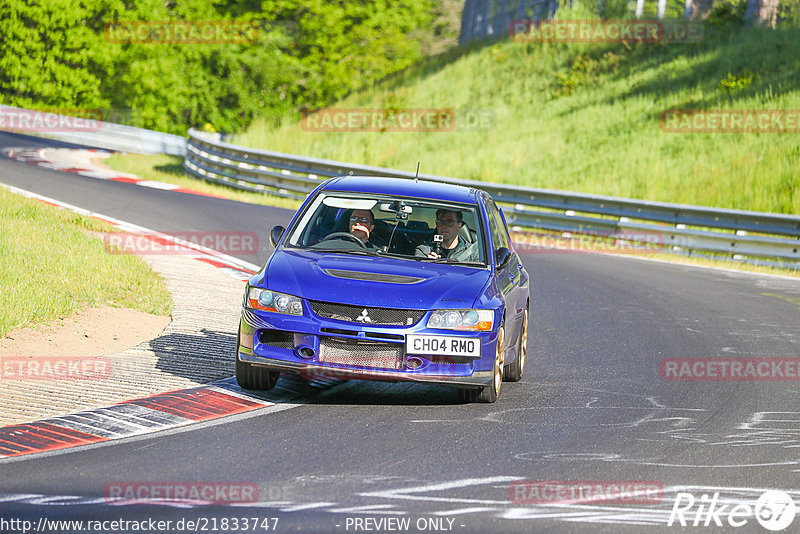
321, 232, 367, 248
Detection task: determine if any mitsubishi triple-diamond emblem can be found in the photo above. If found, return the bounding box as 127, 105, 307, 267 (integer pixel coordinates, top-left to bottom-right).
355, 309, 373, 323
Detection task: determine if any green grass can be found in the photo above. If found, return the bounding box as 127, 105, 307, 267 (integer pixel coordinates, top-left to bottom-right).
0, 187, 172, 337
232, 11, 800, 215
105, 153, 302, 210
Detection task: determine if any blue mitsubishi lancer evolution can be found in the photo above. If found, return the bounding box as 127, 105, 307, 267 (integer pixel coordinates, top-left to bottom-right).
236, 176, 530, 402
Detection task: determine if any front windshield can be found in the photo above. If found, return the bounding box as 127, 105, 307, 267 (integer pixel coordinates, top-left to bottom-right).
284, 192, 487, 266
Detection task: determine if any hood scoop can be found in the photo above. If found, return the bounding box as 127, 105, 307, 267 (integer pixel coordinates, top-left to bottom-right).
323, 269, 425, 285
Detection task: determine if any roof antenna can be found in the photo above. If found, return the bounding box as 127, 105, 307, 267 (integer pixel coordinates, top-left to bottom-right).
414, 162, 420, 183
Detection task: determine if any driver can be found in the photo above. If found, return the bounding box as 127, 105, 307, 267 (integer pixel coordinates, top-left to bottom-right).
415, 208, 478, 261
349, 209, 378, 249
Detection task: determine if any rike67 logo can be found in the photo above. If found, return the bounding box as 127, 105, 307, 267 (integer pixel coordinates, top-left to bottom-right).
668, 490, 796, 531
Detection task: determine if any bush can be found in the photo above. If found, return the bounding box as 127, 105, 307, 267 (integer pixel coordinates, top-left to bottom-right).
0, 0, 442, 134
706, 0, 748, 26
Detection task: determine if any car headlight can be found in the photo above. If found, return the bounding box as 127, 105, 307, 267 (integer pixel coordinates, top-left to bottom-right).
247, 287, 303, 316
426, 309, 493, 331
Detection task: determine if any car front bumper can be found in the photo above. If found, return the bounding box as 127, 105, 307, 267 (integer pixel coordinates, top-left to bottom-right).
238, 307, 498, 388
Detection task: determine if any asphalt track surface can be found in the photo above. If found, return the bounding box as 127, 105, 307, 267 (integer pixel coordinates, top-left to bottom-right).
1, 130, 800, 533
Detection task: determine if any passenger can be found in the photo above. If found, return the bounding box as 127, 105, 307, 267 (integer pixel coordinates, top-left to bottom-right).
415, 209, 478, 261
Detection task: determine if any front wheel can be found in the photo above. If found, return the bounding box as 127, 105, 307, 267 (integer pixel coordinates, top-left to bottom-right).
504, 306, 528, 382
478, 322, 505, 403
235, 334, 280, 390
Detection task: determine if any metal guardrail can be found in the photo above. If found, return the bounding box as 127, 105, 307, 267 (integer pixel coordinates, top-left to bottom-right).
0, 105, 186, 156
184, 128, 800, 268
6, 104, 793, 267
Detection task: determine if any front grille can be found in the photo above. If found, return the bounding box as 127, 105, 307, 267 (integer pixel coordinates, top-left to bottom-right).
324, 269, 424, 284
318, 337, 403, 370
309, 300, 425, 326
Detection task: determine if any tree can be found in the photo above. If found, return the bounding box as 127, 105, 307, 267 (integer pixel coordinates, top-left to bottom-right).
0, 0, 444, 133
0, 0, 113, 109
745, 0, 780, 26
689, 0, 716, 20
260, 0, 434, 109
410, 0, 464, 56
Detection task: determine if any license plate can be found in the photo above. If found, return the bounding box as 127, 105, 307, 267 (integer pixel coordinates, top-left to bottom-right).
406, 335, 481, 358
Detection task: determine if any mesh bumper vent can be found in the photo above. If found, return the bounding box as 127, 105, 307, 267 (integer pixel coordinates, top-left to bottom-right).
318, 337, 403, 370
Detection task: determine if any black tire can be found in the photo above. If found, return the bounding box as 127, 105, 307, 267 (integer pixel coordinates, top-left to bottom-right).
478, 322, 505, 403
458, 387, 480, 403
235, 333, 280, 390
504, 305, 528, 382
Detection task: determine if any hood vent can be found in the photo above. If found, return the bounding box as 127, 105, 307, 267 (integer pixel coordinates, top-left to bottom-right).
324, 269, 424, 284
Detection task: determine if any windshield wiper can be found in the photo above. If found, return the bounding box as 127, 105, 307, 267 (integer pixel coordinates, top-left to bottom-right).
424, 257, 485, 266
310, 248, 382, 257
378, 251, 418, 259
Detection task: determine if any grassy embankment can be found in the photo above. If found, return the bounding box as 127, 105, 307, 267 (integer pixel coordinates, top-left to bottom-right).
229, 11, 799, 215
109, 8, 800, 215
0, 187, 172, 337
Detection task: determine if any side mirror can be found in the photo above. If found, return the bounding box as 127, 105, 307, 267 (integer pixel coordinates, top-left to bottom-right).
494, 247, 511, 269
270, 226, 285, 247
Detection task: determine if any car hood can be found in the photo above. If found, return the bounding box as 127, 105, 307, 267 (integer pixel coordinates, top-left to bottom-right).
265, 250, 490, 309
